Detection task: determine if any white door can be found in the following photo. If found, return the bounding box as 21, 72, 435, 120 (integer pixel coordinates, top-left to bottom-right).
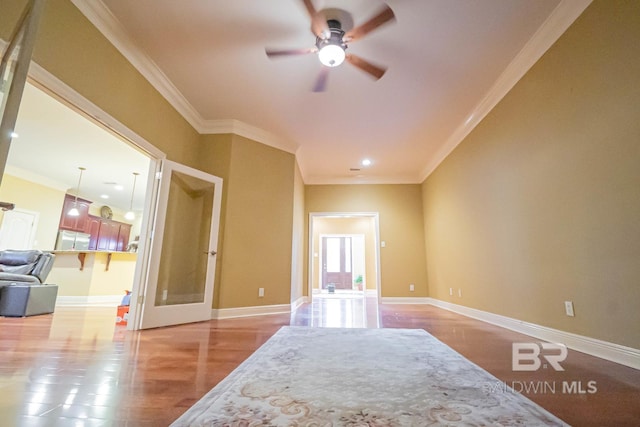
0, 208, 39, 249
138, 160, 222, 329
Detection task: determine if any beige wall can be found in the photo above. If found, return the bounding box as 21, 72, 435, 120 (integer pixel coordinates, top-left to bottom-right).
0, 174, 65, 250
290, 162, 305, 303
203, 134, 295, 308
305, 185, 427, 298
311, 217, 378, 291
1, 0, 203, 168
422, 0, 640, 349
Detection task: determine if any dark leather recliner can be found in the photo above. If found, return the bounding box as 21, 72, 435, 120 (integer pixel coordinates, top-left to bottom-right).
0, 250, 58, 317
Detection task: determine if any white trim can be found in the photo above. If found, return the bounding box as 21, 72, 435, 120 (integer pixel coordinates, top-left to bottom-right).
308, 212, 382, 302
27, 62, 165, 160
69, 0, 204, 131
211, 304, 291, 320
419, 0, 593, 181
70, 1, 298, 155
3, 164, 69, 191
380, 297, 431, 304
291, 296, 308, 311
427, 298, 640, 371
56, 295, 123, 307
201, 119, 298, 154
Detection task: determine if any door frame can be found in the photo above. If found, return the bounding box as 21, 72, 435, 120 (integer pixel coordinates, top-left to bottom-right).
23, 62, 166, 330
308, 212, 381, 302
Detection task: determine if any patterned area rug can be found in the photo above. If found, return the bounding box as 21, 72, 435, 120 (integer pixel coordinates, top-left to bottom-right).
172, 327, 567, 426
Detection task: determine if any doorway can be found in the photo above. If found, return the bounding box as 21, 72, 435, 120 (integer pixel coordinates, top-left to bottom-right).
308, 213, 381, 327
0, 70, 160, 331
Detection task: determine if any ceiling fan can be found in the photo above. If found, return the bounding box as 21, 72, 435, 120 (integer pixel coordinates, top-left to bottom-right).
265, 0, 396, 92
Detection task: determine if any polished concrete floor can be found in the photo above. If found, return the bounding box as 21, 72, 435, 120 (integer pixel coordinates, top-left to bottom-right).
0, 297, 638, 426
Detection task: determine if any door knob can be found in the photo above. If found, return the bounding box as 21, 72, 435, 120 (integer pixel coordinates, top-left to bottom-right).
202, 251, 217, 256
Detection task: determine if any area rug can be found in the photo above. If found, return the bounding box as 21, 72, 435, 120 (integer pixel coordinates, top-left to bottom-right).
171, 327, 567, 426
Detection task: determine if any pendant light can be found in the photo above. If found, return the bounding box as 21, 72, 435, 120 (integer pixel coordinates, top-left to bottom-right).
124, 172, 139, 221
68, 167, 86, 217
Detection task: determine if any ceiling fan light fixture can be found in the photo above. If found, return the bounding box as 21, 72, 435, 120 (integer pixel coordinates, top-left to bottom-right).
318, 44, 345, 67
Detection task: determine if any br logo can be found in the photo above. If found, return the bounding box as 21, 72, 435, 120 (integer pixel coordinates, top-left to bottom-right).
512, 343, 568, 371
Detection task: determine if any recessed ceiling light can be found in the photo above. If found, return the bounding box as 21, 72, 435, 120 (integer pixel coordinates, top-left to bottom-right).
114, 184, 124, 191
100, 194, 109, 199
361, 159, 372, 166
10, 132, 19, 138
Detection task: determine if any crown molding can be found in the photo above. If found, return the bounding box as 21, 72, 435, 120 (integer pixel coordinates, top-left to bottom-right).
70, 1, 298, 156
419, 0, 593, 182
4, 165, 69, 192
70, 0, 206, 131
303, 174, 422, 185
202, 119, 299, 155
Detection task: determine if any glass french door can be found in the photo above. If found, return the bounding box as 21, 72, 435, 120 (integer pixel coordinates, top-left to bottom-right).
138, 160, 222, 329
322, 236, 353, 290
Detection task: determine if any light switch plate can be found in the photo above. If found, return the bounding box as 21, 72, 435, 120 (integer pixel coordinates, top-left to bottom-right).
565, 301, 575, 316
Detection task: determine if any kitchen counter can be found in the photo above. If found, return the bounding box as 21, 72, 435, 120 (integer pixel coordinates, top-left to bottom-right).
47, 251, 138, 300
51, 250, 137, 271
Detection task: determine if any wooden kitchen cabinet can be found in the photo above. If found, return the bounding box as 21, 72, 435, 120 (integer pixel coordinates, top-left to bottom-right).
59, 194, 91, 232
95, 219, 131, 251
85, 215, 101, 250
117, 223, 131, 251
97, 220, 120, 251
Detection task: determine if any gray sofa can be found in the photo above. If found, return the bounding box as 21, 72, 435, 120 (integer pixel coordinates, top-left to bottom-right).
0, 250, 58, 317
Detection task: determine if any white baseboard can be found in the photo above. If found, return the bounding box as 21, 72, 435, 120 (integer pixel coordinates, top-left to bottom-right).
291, 296, 309, 311
56, 295, 122, 307
427, 298, 640, 371
380, 297, 431, 304
211, 303, 291, 320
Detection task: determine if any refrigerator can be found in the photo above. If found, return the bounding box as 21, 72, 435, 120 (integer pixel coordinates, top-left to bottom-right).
56, 230, 91, 250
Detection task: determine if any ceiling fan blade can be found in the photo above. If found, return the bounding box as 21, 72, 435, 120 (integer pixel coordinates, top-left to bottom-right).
345, 54, 387, 80
312, 67, 330, 92
344, 5, 395, 42
300, 0, 329, 38
265, 47, 317, 58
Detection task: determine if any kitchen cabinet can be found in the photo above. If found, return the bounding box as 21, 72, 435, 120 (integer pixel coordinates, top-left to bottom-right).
94, 218, 131, 251
117, 223, 131, 252
85, 215, 101, 250
59, 194, 91, 232
97, 220, 120, 251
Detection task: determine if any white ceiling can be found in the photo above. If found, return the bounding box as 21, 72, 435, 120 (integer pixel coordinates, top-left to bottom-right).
8, 83, 150, 214
75, 0, 591, 185
9, 0, 591, 198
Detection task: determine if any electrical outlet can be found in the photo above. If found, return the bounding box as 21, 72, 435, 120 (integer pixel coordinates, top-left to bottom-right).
162, 290, 168, 301
381, 241, 386, 248
449, 288, 453, 296
409, 284, 415, 292
565, 301, 574, 317
258, 288, 265, 297
458, 289, 462, 298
